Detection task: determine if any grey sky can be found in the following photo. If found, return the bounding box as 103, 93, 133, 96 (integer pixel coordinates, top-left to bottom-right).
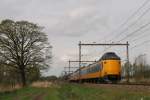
1, 0, 150, 76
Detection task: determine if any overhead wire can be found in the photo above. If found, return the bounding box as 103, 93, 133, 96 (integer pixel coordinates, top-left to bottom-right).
97, 0, 150, 55
131, 27, 150, 43
116, 26, 150, 61
118, 21, 150, 42
100, 0, 150, 43
112, 5, 150, 42
131, 39, 150, 49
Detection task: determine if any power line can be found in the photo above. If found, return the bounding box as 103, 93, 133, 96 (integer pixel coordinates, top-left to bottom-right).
99, 0, 150, 43
118, 21, 150, 42
131, 39, 150, 49
113, 6, 150, 42
118, 0, 150, 28
117, 30, 150, 65
131, 27, 150, 43
130, 38, 150, 50
99, 8, 150, 53
96, 0, 150, 54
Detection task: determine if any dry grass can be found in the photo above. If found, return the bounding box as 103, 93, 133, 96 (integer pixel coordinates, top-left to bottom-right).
0, 84, 22, 92
0, 81, 54, 92
31, 81, 53, 88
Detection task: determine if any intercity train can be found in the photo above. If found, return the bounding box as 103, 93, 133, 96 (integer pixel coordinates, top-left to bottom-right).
69, 52, 121, 83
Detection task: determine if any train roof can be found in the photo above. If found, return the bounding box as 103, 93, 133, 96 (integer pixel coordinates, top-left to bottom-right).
100, 52, 120, 60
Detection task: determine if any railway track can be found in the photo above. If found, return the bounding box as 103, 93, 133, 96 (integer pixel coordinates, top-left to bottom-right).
117, 82, 150, 86
83, 82, 150, 86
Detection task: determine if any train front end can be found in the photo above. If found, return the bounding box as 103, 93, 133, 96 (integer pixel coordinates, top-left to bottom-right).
101, 52, 121, 83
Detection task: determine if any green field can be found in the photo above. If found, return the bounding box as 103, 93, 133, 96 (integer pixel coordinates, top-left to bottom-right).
0, 83, 150, 100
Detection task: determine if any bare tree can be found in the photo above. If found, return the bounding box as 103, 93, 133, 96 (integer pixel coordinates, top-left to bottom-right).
0, 19, 52, 86
133, 54, 148, 81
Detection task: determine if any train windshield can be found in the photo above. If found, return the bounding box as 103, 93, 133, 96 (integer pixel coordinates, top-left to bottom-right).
100, 52, 120, 60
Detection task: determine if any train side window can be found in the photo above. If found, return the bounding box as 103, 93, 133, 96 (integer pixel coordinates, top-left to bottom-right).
88, 68, 90, 73
98, 65, 100, 71
96, 64, 100, 71
82, 70, 84, 75
100, 63, 102, 70
94, 66, 97, 72
85, 69, 87, 74
99, 63, 102, 70
95, 66, 97, 72
92, 67, 94, 73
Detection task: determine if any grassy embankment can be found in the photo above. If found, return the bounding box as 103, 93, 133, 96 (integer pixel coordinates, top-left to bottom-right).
0, 83, 150, 100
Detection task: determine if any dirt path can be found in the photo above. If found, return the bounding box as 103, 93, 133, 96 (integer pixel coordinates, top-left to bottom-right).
33, 92, 47, 100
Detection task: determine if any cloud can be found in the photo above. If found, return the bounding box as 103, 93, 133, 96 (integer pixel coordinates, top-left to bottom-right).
0, 0, 111, 38
48, 9, 110, 37
0, 0, 30, 17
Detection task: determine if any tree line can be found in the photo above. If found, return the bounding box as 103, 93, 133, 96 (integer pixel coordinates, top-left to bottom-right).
122, 54, 150, 82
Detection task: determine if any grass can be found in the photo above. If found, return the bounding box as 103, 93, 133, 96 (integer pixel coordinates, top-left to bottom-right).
0, 86, 59, 100
58, 83, 150, 100
0, 83, 150, 100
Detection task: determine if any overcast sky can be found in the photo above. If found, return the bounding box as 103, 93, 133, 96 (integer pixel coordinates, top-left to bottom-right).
1, 0, 150, 76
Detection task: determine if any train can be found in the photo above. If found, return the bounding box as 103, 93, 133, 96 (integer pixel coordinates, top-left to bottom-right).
68, 52, 121, 83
